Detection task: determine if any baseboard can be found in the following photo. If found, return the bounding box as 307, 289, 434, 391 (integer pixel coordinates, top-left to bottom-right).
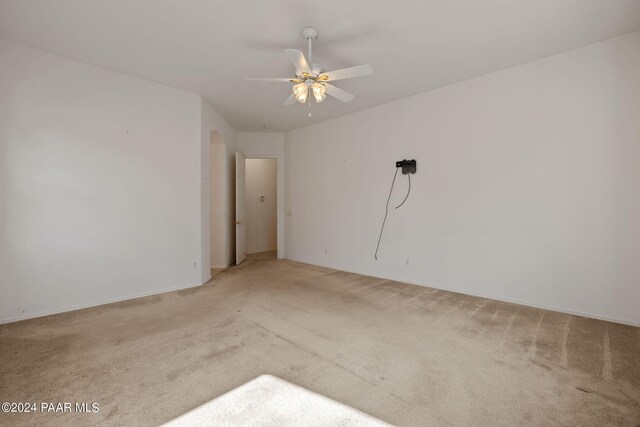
5, 260, 636, 327
211, 264, 228, 269
284, 257, 640, 327
246, 249, 277, 255
0, 281, 204, 325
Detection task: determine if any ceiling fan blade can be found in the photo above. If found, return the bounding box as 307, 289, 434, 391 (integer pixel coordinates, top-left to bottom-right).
285, 49, 311, 76
245, 77, 298, 83
320, 64, 373, 82
324, 83, 355, 103
283, 94, 296, 106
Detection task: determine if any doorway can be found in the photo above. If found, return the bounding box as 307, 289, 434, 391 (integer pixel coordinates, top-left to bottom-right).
243, 158, 277, 259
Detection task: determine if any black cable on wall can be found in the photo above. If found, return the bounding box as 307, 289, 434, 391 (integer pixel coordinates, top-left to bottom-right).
374, 159, 416, 260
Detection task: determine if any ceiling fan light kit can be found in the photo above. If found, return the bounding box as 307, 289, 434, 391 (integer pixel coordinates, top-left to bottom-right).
293, 82, 308, 103
311, 82, 326, 102
245, 27, 373, 107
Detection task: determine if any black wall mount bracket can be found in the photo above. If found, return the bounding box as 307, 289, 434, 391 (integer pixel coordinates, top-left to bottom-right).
396, 159, 417, 175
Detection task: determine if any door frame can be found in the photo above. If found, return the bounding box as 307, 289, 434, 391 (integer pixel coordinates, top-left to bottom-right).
242, 155, 282, 259
235, 152, 247, 265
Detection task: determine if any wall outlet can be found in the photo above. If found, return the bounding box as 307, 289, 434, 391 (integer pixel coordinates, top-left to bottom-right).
405, 259, 410, 266
193, 262, 197, 269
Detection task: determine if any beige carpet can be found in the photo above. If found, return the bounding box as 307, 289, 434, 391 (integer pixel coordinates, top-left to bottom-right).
1, 251, 639, 426
163, 374, 391, 426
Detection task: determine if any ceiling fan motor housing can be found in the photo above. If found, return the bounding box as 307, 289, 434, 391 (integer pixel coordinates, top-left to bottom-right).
310, 64, 324, 76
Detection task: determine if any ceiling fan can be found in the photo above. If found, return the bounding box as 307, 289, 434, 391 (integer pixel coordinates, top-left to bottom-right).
246, 27, 373, 106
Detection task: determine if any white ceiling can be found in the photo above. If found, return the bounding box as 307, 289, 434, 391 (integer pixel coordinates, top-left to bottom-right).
1, 1, 639, 132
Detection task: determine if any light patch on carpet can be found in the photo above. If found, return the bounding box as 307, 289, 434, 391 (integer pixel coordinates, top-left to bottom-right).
163, 374, 393, 426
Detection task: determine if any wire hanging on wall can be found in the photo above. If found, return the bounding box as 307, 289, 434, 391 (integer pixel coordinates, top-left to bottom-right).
374, 159, 416, 260
395, 173, 411, 209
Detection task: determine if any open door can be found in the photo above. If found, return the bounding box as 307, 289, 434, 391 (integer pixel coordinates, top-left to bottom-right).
235, 152, 246, 265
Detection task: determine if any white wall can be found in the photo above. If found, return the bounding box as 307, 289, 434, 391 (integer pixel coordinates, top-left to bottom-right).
209, 137, 226, 268
238, 132, 285, 258
0, 40, 212, 323
285, 32, 640, 326
223, 134, 239, 267
200, 100, 237, 274
245, 159, 277, 254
